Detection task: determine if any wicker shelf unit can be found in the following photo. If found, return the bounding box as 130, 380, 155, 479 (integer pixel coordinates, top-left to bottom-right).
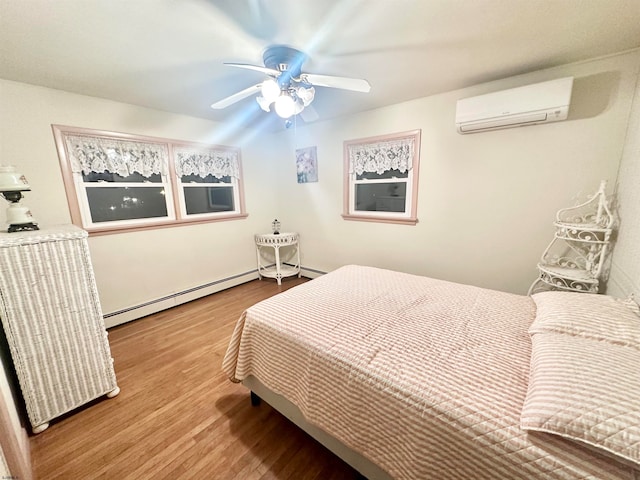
529, 181, 614, 295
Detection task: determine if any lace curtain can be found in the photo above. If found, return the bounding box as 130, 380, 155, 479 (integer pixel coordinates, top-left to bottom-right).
174, 147, 240, 179
64, 134, 168, 177
348, 137, 415, 176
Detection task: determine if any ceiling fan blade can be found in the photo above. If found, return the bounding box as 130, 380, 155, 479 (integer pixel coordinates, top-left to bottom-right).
224, 62, 280, 77
299, 73, 371, 93
211, 83, 262, 109
300, 104, 319, 123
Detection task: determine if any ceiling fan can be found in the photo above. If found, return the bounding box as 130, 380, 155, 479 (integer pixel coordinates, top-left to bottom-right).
211, 45, 371, 122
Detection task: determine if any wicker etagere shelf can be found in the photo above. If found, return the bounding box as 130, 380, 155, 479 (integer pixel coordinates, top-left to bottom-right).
528, 181, 615, 295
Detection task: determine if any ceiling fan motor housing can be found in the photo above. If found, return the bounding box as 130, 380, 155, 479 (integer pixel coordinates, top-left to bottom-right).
263, 45, 307, 86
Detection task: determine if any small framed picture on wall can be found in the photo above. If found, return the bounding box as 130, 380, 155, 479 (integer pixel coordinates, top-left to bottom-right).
296, 146, 318, 183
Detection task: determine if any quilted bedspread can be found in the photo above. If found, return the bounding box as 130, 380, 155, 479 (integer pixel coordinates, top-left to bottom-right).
222, 265, 633, 479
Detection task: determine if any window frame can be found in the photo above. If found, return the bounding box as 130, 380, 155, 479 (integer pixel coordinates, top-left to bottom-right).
53, 125, 247, 235
342, 129, 421, 225
171, 142, 244, 221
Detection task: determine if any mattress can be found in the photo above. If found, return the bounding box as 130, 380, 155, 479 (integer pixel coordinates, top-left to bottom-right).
223, 265, 634, 479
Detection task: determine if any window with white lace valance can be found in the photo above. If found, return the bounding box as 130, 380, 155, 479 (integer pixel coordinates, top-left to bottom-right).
343, 130, 422, 226
64, 134, 169, 177
53, 125, 247, 234
172, 145, 243, 218
173, 146, 240, 179
348, 137, 415, 176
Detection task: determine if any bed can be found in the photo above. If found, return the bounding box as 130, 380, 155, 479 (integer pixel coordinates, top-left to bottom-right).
222, 265, 640, 479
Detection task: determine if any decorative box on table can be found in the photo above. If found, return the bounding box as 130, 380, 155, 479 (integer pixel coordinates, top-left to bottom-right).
0, 225, 119, 433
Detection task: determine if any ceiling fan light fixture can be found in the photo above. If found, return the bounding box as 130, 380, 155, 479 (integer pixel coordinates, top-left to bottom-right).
212, 45, 370, 124
274, 94, 296, 119
260, 78, 280, 103
256, 95, 272, 112
293, 98, 304, 115
296, 86, 315, 106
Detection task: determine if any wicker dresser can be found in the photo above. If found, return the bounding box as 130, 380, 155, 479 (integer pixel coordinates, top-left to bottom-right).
0, 225, 119, 433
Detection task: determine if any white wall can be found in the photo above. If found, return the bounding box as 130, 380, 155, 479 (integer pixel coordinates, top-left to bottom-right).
274, 50, 640, 294
0, 79, 281, 322
608, 59, 640, 299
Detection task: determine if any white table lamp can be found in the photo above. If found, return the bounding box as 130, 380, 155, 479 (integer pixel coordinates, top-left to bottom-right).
0, 165, 39, 232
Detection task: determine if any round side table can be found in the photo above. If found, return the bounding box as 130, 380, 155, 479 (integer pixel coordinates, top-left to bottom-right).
254, 232, 301, 285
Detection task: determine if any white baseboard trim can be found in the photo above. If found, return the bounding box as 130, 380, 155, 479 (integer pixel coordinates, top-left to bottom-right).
104, 269, 259, 329
104, 266, 327, 329
299, 266, 326, 279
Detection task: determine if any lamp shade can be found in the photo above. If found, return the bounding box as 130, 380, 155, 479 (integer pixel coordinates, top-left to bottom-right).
256, 95, 272, 112
296, 86, 315, 106
0, 166, 31, 192
293, 98, 304, 115
260, 79, 280, 103
274, 94, 296, 118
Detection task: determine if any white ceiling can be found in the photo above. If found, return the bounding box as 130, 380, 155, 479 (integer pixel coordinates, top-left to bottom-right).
2, 0, 640, 131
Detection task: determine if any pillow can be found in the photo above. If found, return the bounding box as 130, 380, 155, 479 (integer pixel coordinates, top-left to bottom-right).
531, 291, 640, 349
521, 331, 640, 467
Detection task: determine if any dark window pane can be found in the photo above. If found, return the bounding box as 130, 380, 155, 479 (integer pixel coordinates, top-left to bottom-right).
356, 169, 408, 181
86, 187, 168, 222
355, 183, 407, 212
181, 174, 231, 184
82, 171, 162, 183
184, 186, 234, 214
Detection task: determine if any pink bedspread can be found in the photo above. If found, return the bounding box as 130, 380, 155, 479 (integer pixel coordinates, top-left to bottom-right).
223, 265, 633, 479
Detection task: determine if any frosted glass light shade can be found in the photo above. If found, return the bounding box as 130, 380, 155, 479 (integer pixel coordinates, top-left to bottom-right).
274, 95, 295, 118
261, 79, 280, 103
256, 95, 272, 112
296, 86, 315, 106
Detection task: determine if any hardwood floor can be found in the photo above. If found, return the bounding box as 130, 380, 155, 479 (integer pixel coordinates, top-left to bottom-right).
30, 277, 360, 480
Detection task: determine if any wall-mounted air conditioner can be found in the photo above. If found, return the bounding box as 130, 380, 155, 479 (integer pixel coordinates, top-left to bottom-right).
455, 77, 574, 134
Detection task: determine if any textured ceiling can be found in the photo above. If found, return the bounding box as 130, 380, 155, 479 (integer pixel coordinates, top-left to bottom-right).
1, 0, 640, 131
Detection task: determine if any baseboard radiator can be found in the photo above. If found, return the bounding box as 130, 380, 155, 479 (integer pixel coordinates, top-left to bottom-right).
103, 266, 325, 328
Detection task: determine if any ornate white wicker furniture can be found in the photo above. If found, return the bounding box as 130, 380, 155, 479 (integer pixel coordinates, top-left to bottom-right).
0, 225, 119, 433
254, 232, 301, 285
529, 181, 614, 294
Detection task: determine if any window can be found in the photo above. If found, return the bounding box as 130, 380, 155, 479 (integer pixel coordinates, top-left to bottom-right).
173, 144, 242, 218
343, 130, 421, 225
82, 170, 172, 224
53, 126, 247, 235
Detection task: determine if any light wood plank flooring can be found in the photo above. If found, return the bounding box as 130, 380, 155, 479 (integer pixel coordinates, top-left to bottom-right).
30, 277, 360, 479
